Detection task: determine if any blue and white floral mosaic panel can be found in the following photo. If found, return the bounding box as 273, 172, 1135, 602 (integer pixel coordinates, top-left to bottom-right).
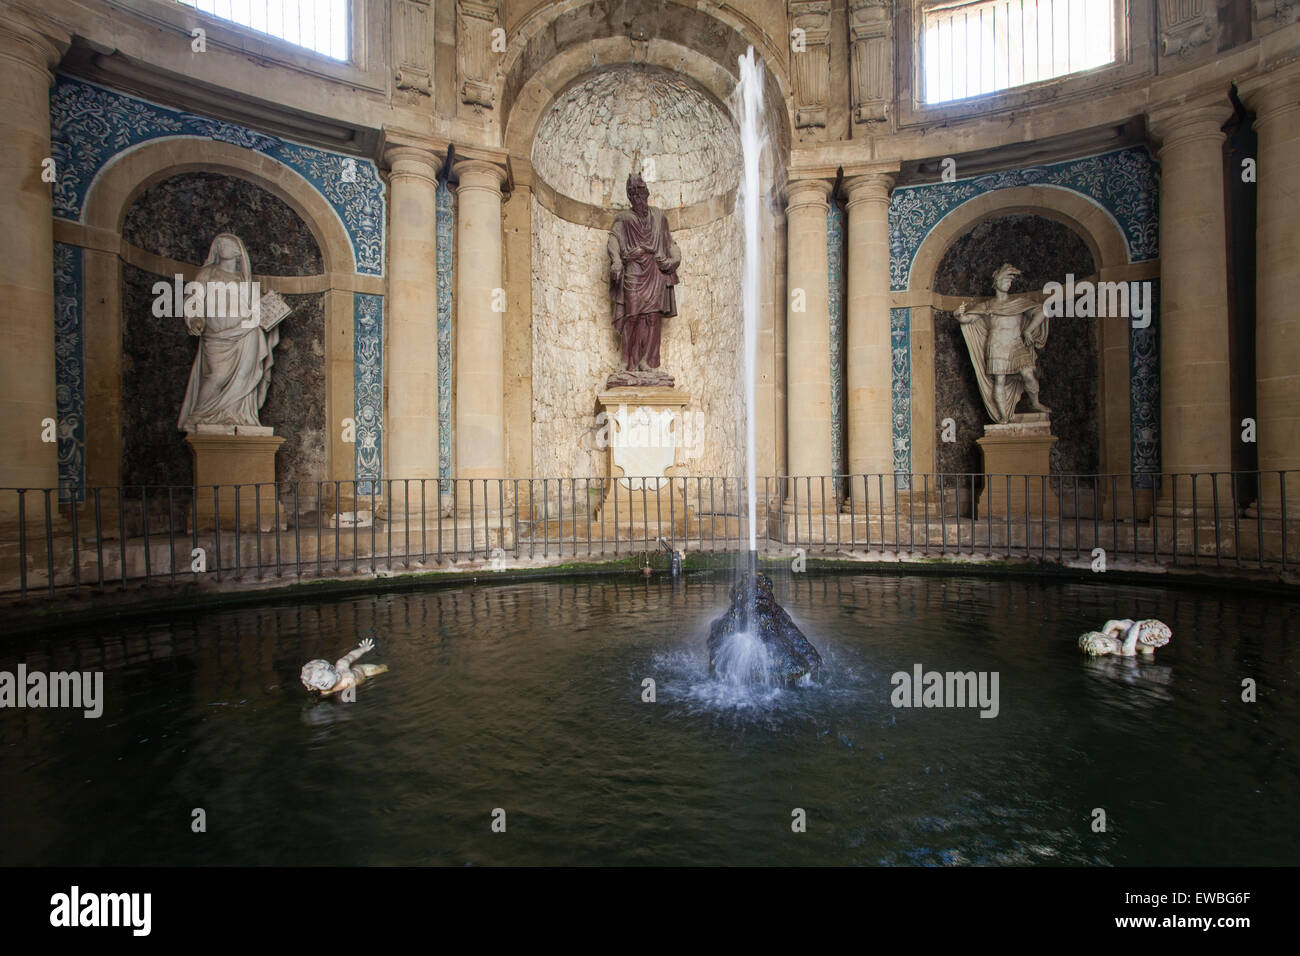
354, 294, 384, 494
53, 242, 84, 502
50, 75, 385, 276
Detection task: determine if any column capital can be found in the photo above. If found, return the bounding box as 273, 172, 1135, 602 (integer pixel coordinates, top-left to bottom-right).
1146, 93, 1233, 152
383, 146, 443, 187
784, 178, 832, 212
454, 159, 508, 197
0, 7, 70, 84
1238, 60, 1300, 128
844, 172, 895, 206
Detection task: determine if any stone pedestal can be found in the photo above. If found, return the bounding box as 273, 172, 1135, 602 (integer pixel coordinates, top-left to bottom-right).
976, 414, 1058, 517
596, 386, 692, 535
186, 430, 285, 531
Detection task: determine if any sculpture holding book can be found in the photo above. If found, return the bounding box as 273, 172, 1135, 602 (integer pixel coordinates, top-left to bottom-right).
178, 233, 295, 434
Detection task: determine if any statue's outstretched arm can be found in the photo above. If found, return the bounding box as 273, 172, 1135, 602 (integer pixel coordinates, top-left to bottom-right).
335, 637, 375, 670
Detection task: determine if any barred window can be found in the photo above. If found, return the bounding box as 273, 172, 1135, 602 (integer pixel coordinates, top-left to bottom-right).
177, 0, 350, 61
922, 0, 1117, 104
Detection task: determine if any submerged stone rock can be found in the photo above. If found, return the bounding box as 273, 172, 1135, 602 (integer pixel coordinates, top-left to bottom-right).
707, 572, 822, 685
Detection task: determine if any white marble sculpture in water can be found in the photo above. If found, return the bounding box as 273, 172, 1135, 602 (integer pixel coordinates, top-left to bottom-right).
1078, 619, 1173, 656
178, 233, 279, 432
954, 263, 1051, 424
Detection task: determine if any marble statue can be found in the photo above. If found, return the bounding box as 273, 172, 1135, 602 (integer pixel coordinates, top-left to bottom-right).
607, 173, 681, 383
1078, 619, 1173, 657
300, 638, 388, 695
178, 233, 282, 432
954, 263, 1051, 424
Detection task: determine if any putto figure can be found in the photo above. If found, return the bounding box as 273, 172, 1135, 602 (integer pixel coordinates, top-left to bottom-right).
607, 172, 681, 373
300, 638, 388, 696
1078, 619, 1173, 657
954, 263, 1051, 424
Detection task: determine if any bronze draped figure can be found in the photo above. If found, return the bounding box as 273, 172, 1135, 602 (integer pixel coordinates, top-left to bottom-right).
607, 173, 681, 372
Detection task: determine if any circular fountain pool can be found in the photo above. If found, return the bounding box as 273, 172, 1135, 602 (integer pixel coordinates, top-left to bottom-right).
1, 573, 1295, 865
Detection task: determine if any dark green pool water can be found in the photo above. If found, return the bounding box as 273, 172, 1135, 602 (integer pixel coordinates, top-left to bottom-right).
1, 573, 1295, 865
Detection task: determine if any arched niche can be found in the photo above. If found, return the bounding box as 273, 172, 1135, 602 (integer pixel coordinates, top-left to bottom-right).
905, 185, 1145, 490
501, 0, 793, 164
78, 138, 363, 494
932, 214, 1099, 480
118, 171, 327, 492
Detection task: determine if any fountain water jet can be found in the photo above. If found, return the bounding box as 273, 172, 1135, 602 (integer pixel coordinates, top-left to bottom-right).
705, 49, 821, 687
738, 46, 763, 561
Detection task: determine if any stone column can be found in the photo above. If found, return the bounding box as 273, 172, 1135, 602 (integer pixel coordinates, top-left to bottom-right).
454, 160, 508, 499
844, 172, 895, 504
1147, 95, 1234, 509
0, 12, 67, 522
1240, 64, 1300, 516
784, 179, 834, 506
501, 176, 533, 484
382, 143, 442, 514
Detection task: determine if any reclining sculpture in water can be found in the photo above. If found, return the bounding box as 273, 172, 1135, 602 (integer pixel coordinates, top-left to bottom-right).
300, 638, 388, 696
1077, 619, 1172, 657
707, 572, 822, 686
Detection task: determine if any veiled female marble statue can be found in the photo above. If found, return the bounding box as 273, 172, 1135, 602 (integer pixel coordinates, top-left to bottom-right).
178, 233, 278, 431
954, 263, 1051, 424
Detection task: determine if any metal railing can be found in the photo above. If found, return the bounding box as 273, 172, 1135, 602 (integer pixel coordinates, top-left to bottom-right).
1, 471, 1295, 600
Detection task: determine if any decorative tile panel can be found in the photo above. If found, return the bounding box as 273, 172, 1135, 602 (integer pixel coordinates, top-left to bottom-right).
891, 307, 911, 488
354, 294, 384, 493
53, 242, 84, 502
1130, 279, 1161, 487
50, 75, 385, 275
888, 146, 1158, 292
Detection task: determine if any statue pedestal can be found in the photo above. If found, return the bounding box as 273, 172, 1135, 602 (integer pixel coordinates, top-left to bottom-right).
976, 414, 1058, 517
596, 387, 692, 537
186, 430, 285, 532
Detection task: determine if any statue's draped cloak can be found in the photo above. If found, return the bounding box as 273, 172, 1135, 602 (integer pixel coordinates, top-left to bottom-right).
178, 237, 278, 430
957, 294, 1047, 423
607, 207, 679, 369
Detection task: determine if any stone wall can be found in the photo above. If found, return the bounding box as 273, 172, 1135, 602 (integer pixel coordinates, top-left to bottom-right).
932, 214, 1100, 478
120, 172, 326, 490
531, 198, 743, 481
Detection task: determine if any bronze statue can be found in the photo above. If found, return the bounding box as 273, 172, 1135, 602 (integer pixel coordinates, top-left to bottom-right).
954, 263, 1051, 424
607, 173, 681, 374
